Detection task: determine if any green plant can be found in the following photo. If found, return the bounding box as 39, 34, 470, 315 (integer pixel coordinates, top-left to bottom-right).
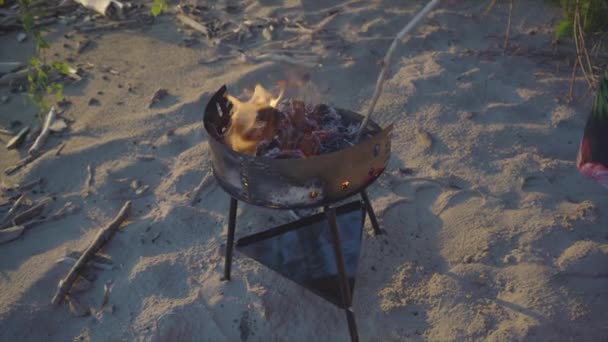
19, 0, 69, 117
555, 0, 608, 41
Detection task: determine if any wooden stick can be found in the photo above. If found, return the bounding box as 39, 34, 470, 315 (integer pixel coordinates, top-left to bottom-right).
0, 225, 25, 245
5, 126, 30, 149
0, 194, 24, 228
51, 201, 131, 305
568, 58, 578, 102
18, 177, 43, 192
177, 13, 209, 37
503, 0, 513, 52
82, 164, 94, 197
12, 197, 52, 226
20, 202, 78, 228
4, 149, 51, 176
354, 0, 441, 142
0, 68, 28, 86
572, 2, 592, 89
55, 142, 66, 156
0, 202, 78, 245
0, 127, 13, 135
573, 1, 596, 91
189, 173, 214, 206
483, 0, 498, 16
29, 107, 56, 156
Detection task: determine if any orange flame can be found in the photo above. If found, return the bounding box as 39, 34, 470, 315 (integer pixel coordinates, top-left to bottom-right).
224, 84, 285, 155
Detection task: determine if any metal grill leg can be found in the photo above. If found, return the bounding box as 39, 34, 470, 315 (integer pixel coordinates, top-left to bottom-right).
360, 190, 381, 235
325, 206, 359, 342
222, 197, 238, 281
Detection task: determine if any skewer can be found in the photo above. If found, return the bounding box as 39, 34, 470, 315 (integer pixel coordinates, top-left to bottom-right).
354, 0, 441, 142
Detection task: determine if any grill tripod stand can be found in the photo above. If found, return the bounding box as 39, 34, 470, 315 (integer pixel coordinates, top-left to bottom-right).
220, 189, 382, 342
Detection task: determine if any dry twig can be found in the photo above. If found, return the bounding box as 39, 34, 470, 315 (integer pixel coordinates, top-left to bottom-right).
29, 107, 56, 156
572, 1, 597, 91
18, 177, 43, 192
0, 201, 78, 245
4, 149, 51, 176
177, 13, 208, 37
55, 142, 66, 156
483, 0, 498, 16
189, 173, 214, 206
503, 0, 513, 52
0, 194, 24, 228
5, 126, 30, 150
568, 56, 578, 101
12, 197, 52, 226
0, 225, 26, 244
355, 0, 441, 141
0, 68, 28, 86
82, 165, 94, 197
24, 201, 79, 227
51, 201, 131, 305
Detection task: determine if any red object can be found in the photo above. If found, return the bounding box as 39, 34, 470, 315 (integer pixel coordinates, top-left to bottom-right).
577, 138, 608, 188
577, 70, 608, 188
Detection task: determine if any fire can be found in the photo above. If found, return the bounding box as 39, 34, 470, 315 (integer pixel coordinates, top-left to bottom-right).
224, 84, 285, 155
221, 79, 349, 158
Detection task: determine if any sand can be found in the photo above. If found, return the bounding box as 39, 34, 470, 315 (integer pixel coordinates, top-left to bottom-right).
1, 0, 607, 341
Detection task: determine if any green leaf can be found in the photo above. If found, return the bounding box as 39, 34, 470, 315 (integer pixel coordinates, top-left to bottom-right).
60, 63, 70, 75
36, 37, 49, 50
151, 0, 168, 17
55, 84, 64, 101
555, 19, 573, 41
52, 61, 70, 75
29, 56, 40, 67
22, 14, 34, 32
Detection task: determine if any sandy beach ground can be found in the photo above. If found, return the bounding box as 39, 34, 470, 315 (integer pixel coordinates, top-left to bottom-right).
1, 0, 607, 341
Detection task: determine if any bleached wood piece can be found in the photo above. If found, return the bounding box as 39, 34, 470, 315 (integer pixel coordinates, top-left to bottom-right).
51, 201, 131, 305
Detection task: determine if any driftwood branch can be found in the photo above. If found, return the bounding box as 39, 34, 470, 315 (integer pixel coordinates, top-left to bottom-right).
0, 201, 77, 245
21, 201, 79, 228
0, 194, 24, 228
12, 197, 52, 226
29, 107, 56, 156
177, 13, 209, 37
51, 201, 131, 305
0, 225, 26, 244
18, 177, 43, 192
355, 0, 441, 141
0, 68, 28, 86
82, 164, 94, 197
4, 149, 51, 176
